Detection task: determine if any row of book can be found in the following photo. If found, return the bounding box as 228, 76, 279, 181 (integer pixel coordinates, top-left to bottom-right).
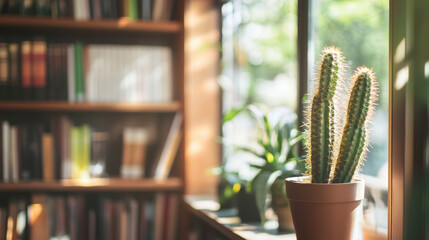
1, 118, 110, 181
0, 193, 178, 240
0, 113, 182, 182
0, 0, 175, 21
0, 40, 173, 103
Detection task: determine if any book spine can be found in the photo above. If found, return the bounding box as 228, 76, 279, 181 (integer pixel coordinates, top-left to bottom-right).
9, 125, 18, 182
2, 121, 9, 182
70, 126, 79, 179
81, 124, 90, 178
42, 132, 53, 181
36, 0, 51, 16
74, 42, 85, 102
21, 41, 32, 100
8, 42, 21, 100
142, 0, 151, 20
67, 44, 75, 102
32, 39, 47, 100
0, 41, 9, 100
60, 44, 68, 100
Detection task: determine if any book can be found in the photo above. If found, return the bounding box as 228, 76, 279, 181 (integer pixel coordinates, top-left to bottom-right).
2, 121, 9, 182
21, 41, 32, 99
32, 39, 47, 99
29, 194, 50, 240
60, 116, 72, 179
42, 132, 54, 181
152, 113, 183, 179
9, 125, 18, 182
67, 44, 75, 102
36, 0, 50, 16
121, 127, 148, 178
153, 193, 166, 240
70, 126, 80, 179
142, 0, 151, 20
166, 194, 178, 240
74, 42, 85, 102
8, 42, 21, 99
0, 208, 7, 240
90, 131, 108, 178
0, 41, 9, 100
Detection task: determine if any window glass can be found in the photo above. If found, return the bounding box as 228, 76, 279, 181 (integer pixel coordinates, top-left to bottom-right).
310, 0, 389, 237
221, 0, 298, 180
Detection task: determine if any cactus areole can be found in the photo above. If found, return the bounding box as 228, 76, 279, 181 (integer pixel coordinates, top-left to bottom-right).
305, 47, 378, 184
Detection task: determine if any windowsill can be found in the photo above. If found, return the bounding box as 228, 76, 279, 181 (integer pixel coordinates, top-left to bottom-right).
184, 195, 296, 240
184, 195, 388, 240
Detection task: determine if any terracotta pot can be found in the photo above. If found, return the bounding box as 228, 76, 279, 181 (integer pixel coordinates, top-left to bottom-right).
285, 176, 365, 240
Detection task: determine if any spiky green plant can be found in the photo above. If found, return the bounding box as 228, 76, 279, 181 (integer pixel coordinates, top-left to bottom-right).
305, 47, 378, 183
332, 67, 378, 183
307, 47, 345, 183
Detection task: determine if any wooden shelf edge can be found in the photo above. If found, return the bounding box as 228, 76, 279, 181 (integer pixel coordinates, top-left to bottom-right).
0, 15, 182, 34
0, 101, 182, 112
0, 178, 183, 192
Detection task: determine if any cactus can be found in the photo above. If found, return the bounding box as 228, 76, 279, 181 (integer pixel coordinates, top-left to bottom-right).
307, 47, 344, 183
305, 47, 378, 184
332, 67, 378, 183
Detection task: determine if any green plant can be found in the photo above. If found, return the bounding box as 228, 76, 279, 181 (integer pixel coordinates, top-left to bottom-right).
224, 105, 304, 223
306, 47, 378, 183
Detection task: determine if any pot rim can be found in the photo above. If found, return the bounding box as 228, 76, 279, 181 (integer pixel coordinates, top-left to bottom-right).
285, 176, 365, 203
285, 176, 364, 185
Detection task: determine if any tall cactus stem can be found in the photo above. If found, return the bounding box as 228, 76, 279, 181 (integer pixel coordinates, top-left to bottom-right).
332, 67, 377, 183
307, 47, 344, 183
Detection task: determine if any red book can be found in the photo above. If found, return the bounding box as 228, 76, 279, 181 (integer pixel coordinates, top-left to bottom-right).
32, 40, 47, 99
21, 41, 32, 99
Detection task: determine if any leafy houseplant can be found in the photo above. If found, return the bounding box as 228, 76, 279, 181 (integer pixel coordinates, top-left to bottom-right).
285, 47, 378, 240
225, 105, 304, 231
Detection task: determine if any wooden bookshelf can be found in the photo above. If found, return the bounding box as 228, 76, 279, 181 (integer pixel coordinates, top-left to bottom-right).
0, 178, 183, 192
0, 101, 182, 112
0, 0, 186, 238
0, 16, 182, 34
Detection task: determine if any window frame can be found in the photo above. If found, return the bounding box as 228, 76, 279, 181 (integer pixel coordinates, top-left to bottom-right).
296, 0, 406, 238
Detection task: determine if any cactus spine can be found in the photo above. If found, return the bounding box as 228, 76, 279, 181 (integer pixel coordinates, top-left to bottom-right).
305, 47, 378, 184
308, 47, 344, 183
332, 67, 377, 183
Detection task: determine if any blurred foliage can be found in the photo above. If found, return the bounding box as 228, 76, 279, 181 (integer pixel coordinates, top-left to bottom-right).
223, 104, 304, 224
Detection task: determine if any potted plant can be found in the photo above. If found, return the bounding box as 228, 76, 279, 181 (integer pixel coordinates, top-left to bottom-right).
224, 105, 304, 231
285, 47, 378, 240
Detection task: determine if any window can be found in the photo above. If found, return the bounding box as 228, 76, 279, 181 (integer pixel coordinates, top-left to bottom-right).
310, 0, 389, 237
221, 0, 390, 237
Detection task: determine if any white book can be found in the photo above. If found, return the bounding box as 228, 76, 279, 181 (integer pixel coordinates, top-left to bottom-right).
152, 0, 165, 21
153, 113, 183, 179
67, 44, 75, 102
2, 121, 9, 182
61, 116, 72, 179
9, 126, 18, 182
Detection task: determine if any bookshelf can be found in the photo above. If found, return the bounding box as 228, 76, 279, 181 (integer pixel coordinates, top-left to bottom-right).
0, 178, 183, 192
0, 0, 185, 239
0, 101, 182, 112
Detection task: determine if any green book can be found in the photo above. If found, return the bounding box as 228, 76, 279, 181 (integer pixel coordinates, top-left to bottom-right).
71, 126, 80, 179
74, 42, 85, 102
81, 124, 91, 178
128, 0, 138, 20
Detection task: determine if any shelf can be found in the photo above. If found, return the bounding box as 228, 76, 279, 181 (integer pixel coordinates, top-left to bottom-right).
0, 178, 183, 192
0, 101, 182, 112
0, 15, 182, 34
